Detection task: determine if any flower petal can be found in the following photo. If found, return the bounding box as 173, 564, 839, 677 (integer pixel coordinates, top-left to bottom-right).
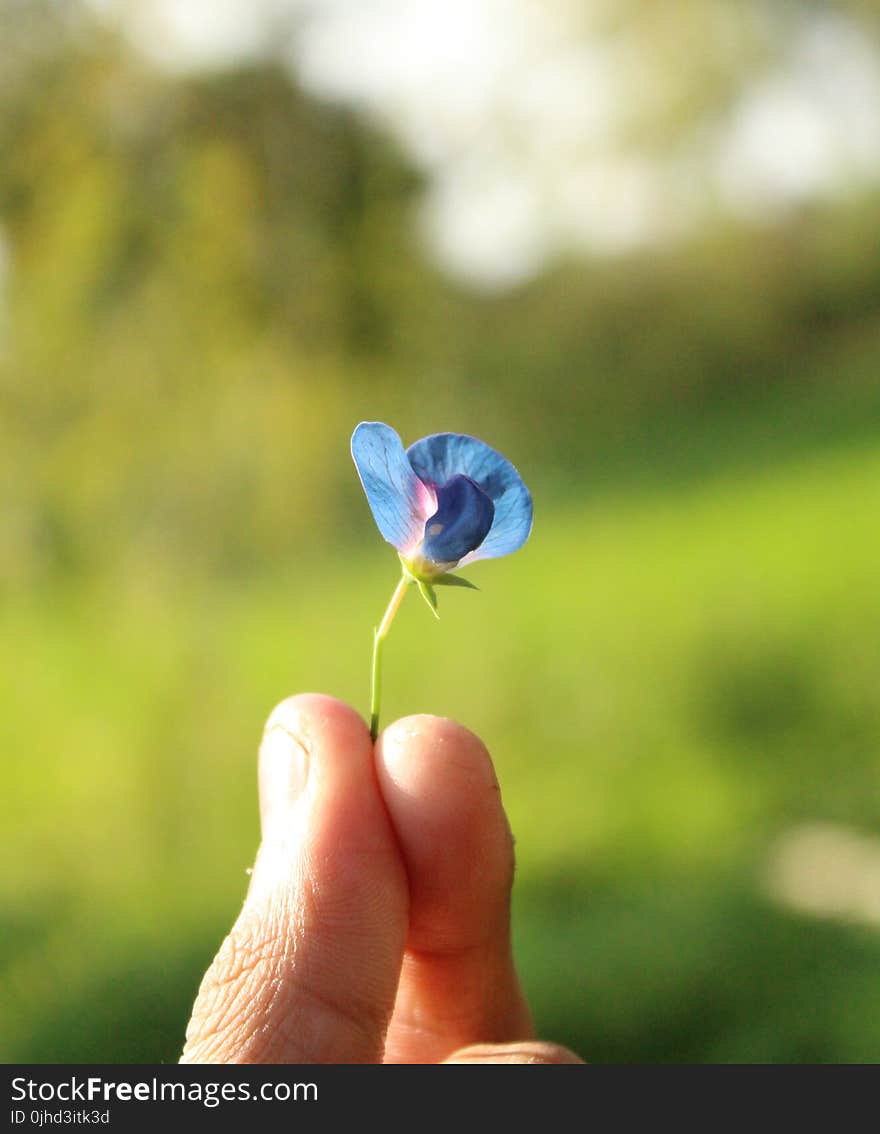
351, 422, 431, 552
422, 474, 495, 565
406, 432, 532, 562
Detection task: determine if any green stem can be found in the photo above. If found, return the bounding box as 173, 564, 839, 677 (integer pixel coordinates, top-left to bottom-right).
370, 574, 411, 741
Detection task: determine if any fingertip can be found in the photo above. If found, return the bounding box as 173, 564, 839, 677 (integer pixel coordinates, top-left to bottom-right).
259, 694, 371, 832
378, 713, 501, 802
263, 692, 370, 752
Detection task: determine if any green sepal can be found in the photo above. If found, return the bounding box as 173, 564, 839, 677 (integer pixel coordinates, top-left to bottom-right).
417, 580, 440, 619
399, 558, 421, 584
432, 574, 480, 591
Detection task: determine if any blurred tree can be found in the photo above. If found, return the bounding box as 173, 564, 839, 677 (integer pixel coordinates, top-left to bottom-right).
0, 3, 435, 581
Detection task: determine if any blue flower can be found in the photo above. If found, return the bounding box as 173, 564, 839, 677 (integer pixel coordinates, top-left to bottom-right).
351, 421, 533, 581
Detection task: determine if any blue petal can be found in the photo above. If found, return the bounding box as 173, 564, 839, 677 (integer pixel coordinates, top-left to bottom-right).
406, 433, 532, 561
422, 475, 495, 565
351, 422, 428, 552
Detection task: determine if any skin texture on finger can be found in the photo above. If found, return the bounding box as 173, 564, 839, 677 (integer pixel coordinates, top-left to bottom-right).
181, 695, 409, 1064
445, 1042, 585, 1065
376, 715, 534, 1064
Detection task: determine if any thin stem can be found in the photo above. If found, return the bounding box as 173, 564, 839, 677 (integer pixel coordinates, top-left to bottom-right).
370, 574, 410, 741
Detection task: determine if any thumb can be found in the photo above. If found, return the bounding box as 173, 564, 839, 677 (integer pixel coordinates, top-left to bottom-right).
181, 695, 409, 1064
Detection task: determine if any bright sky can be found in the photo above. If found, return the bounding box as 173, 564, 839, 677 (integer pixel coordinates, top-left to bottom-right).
91, 0, 880, 288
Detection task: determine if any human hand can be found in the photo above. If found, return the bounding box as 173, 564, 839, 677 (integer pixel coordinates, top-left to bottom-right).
181, 694, 583, 1064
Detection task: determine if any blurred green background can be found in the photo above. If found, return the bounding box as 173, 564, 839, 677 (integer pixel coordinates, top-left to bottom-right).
3, 0, 880, 1063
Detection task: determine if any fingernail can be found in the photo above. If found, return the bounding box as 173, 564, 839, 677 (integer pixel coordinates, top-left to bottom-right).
259, 722, 309, 835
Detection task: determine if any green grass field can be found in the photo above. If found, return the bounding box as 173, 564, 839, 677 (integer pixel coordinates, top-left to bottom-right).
3, 428, 880, 1062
